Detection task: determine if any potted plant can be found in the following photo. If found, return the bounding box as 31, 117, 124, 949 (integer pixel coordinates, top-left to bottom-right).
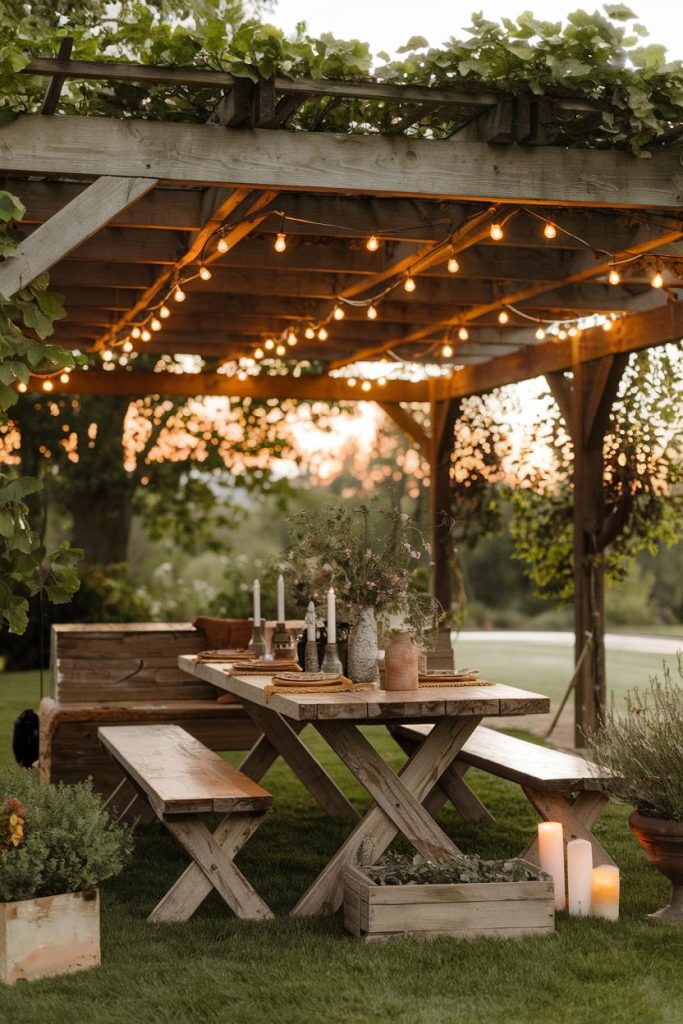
587, 661, 683, 923
281, 503, 441, 684
344, 853, 554, 941
0, 765, 133, 984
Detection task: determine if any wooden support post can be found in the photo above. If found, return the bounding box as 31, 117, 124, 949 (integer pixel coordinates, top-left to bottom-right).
428, 396, 461, 615
547, 353, 628, 745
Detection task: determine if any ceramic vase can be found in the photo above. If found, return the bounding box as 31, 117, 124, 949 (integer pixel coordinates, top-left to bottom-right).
347, 607, 379, 683
383, 631, 419, 690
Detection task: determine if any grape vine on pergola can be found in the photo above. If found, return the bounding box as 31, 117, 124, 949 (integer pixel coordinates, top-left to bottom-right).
2, 55, 683, 743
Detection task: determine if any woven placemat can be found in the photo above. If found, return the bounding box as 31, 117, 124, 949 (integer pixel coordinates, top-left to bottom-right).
417, 674, 494, 688
264, 673, 372, 702
196, 648, 255, 663
224, 660, 302, 676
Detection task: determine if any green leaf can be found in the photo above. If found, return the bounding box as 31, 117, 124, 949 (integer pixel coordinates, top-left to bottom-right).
0, 190, 25, 223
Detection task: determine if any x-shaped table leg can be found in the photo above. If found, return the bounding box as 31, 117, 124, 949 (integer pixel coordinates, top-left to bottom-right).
148, 811, 273, 924
519, 787, 616, 867
291, 715, 481, 917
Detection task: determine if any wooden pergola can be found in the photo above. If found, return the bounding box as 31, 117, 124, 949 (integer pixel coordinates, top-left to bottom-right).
2, 57, 683, 742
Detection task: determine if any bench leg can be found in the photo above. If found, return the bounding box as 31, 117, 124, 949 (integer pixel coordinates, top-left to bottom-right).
148, 811, 273, 924
519, 788, 616, 868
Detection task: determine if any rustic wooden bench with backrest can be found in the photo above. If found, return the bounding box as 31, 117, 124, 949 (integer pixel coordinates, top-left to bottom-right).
40, 622, 262, 818
98, 723, 273, 923
392, 723, 615, 867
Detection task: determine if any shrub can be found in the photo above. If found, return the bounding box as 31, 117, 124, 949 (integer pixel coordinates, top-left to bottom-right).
586, 659, 683, 821
365, 853, 548, 885
0, 767, 133, 902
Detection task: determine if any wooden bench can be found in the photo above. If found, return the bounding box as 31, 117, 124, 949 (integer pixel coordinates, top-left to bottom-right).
392, 724, 615, 867
40, 623, 261, 819
98, 724, 274, 924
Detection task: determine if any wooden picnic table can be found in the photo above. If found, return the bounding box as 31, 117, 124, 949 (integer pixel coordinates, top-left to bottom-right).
178, 655, 550, 917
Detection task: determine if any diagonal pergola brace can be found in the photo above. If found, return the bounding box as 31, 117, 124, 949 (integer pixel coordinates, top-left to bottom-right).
0, 175, 157, 300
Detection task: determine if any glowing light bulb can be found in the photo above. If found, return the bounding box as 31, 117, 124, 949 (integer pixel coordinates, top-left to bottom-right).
59, 372, 70, 384
651, 270, 664, 289
404, 276, 416, 292
498, 310, 509, 324
366, 234, 380, 252
535, 328, 546, 340
102, 349, 113, 361
264, 338, 275, 351
274, 232, 287, 253
131, 326, 141, 339
378, 376, 387, 387
276, 343, 286, 356
141, 328, 152, 342
608, 267, 621, 286
490, 223, 504, 241
568, 326, 578, 337
123, 339, 134, 353
347, 377, 357, 388
42, 379, 53, 392
199, 265, 212, 281
150, 317, 162, 332
602, 319, 613, 332
217, 237, 229, 254
317, 326, 328, 341
448, 256, 460, 274
174, 287, 186, 302
458, 326, 469, 341
160, 305, 170, 319
254, 347, 264, 360
305, 326, 315, 339
237, 369, 248, 381
558, 329, 567, 340
361, 380, 372, 392
17, 381, 27, 393
333, 305, 345, 321
543, 222, 557, 239
287, 331, 298, 347
367, 305, 378, 320
442, 343, 454, 358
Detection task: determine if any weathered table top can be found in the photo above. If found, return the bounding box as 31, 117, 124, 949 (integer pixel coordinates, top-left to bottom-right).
178, 655, 550, 722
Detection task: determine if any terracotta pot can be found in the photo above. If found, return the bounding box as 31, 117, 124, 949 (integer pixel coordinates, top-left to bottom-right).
629, 810, 683, 923
383, 632, 419, 691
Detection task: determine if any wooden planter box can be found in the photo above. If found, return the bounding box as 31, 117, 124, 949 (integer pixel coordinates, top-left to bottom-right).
0, 889, 100, 985
344, 863, 555, 941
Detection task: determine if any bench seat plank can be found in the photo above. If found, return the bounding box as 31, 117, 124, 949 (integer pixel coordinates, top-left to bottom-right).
98, 724, 272, 816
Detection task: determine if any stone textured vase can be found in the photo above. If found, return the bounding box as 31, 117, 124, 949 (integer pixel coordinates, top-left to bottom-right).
347, 607, 379, 684
383, 632, 419, 691
629, 810, 683, 923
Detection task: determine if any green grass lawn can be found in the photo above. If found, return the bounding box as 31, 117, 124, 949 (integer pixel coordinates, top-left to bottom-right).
1, 671, 682, 1024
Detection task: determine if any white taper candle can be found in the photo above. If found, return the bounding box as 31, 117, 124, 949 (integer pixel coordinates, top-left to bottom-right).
327, 587, 336, 643
277, 573, 285, 622
253, 578, 261, 627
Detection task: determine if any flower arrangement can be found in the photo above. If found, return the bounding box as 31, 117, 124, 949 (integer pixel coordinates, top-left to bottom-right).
281, 502, 442, 648
0, 766, 133, 904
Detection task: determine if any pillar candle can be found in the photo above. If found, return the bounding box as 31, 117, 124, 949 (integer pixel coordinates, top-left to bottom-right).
252, 578, 261, 627
567, 838, 592, 916
327, 587, 336, 643
538, 822, 566, 911
591, 865, 619, 921
277, 574, 285, 623
306, 601, 316, 641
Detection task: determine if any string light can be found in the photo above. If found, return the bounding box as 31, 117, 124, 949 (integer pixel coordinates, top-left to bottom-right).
264, 338, 275, 351
174, 287, 186, 302
42, 380, 53, 392
361, 380, 372, 392
442, 343, 454, 358
254, 347, 264, 359
150, 317, 162, 332
217, 237, 229, 254
287, 330, 298, 347
558, 329, 567, 340
160, 305, 170, 319
199, 265, 212, 281
490, 223, 504, 241
608, 267, 621, 285
333, 304, 345, 320
17, 381, 27, 393
366, 234, 380, 252
102, 349, 113, 361
237, 369, 248, 381
404, 276, 416, 292
305, 326, 315, 339
498, 310, 509, 324
568, 326, 579, 337
378, 376, 387, 387
535, 328, 546, 340
59, 371, 70, 384
447, 256, 460, 274
274, 232, 287, 253
141, 328, 152, 342
367, 305, 378, 320
543, 222, 557, 239
457, 326, 469, 341
276, 343, 287, 356
651, 268, 664, 289
602, 319, 613, 331
131, 326, 141, 339
347, 377, 357, 387
317, 326, 328, 341
123, 339, 134, 353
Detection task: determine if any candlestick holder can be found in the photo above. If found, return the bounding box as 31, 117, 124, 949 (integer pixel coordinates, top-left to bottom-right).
272, 622, 297, 661
305, 639, 320, 672
321, 642, 343, 675
248, 623, 267, 658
